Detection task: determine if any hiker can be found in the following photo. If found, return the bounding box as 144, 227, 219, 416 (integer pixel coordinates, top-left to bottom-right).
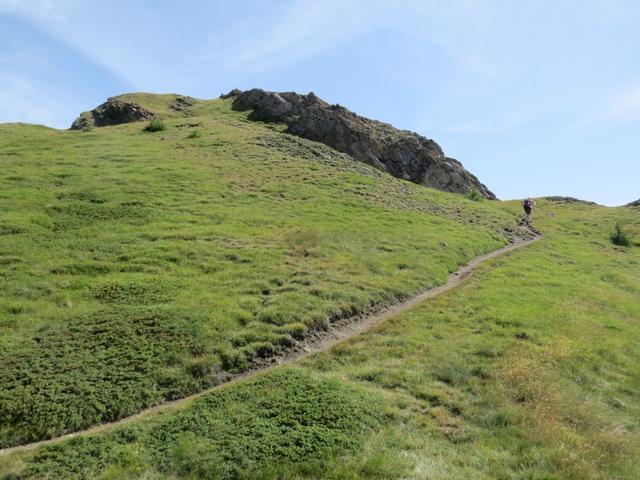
523, 197, 536, 223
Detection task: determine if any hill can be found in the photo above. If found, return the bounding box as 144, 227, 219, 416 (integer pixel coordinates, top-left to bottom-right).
627, 199, 640, 207
71, 90, 495, 198
224, 89, 496, 199
1, 93, 638, 479
1, 201, 638, 480
0, 93, 521, 449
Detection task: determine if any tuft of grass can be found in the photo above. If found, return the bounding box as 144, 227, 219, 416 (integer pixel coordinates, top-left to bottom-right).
144, 118, 166, 132
610, 222, 631, 246
186, 129, 202, 139
466, 188, 483, 202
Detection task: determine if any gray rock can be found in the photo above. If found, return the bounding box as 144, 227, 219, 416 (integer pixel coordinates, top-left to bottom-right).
226, 88, 496, 199
627, 199, 640, 207
168, 95, 197, 112
70, 98, 153, 130
220, 88, 242, 99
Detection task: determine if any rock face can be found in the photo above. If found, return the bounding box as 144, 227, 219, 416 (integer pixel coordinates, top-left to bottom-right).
70, 98, 153, 130
225, 88, 496, 199
627, 199, 640, 207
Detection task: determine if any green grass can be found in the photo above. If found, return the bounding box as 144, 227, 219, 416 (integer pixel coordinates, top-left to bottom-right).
0, 94, 518, 448
3, 200, 638, 479
11, 369, 386, 480
143, 119, 166, 132
4, 95, 638, 479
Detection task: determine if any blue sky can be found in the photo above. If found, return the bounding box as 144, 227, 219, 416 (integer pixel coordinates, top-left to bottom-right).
1, 1, 639, 205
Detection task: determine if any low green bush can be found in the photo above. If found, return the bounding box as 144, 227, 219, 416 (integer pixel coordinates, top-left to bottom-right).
610, 222, 631, 246
144, 118, 166, 132
466, 188, 483, 202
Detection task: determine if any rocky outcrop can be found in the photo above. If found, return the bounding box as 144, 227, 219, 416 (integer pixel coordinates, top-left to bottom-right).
169, 95, 197, 112
70, 98, 153, 130
627, 199, 640, 207
224, 88, 496, 199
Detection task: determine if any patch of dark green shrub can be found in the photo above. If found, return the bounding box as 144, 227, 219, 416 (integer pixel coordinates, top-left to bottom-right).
144, 118, 166, 132
0, 307, 204, 448
92, 278, 171, 304
466, 188, 483, 202
20, 370, 385, 479
610, 222, 631, 247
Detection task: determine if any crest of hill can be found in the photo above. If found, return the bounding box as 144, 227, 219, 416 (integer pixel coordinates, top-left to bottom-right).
543, 196, 599, 206
627, 198, 640, 207
70, 90, 495, 199
224, 88, 496, 199
70, 94, 197, 130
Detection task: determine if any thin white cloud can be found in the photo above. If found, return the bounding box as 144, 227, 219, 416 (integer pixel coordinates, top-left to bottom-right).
608, 84, 640, 122
0, 1, 158, 90
214, 0, 384, 74
0, 73, 74, 128
0, 0, 76, 22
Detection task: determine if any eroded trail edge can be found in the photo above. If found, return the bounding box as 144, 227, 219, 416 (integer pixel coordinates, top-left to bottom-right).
1, 230, 541, 457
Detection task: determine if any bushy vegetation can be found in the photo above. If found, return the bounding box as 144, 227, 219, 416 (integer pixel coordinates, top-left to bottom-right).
0, 96, 518, 447
610, 222, 632, 246
0, 307, 208, 447
8, 369, 386, 479
465, 188, 483, 202
144, 118, 166, 132
3, 201, 638, 479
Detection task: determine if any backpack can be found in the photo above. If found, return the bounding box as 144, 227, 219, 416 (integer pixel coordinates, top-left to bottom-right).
524, 199, 533, 208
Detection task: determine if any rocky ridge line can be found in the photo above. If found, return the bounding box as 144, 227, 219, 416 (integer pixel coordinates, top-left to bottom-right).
224, 88, 496, 199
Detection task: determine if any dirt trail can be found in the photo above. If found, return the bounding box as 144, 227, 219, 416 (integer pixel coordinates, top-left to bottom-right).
0, 229, 541, 457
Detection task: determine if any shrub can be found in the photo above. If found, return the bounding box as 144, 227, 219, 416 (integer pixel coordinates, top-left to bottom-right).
187, 130, 202, 139
144, 118, 166, 132
610, 222, 631, 247
466, 188, 483, 202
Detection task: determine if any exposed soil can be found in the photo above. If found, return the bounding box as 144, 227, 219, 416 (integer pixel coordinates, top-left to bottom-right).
0, 225, 541, 457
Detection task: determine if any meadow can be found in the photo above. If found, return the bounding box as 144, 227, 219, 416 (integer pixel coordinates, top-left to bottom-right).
1, 200, 638, 479
0, 95, 517, 448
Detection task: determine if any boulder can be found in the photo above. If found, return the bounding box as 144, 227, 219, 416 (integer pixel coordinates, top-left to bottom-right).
225, 88, 495, 198
70, 98, 153, 130
169, 95, 197, 112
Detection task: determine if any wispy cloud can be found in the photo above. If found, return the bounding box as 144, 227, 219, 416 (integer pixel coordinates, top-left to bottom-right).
213, 0, 383, 74
0, 72, 74, 127
0, 0, 76, 22
607, 84, 640, 122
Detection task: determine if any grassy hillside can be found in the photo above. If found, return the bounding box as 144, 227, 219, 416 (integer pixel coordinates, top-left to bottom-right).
1, 201, 638, 479
0, 94, 520, 448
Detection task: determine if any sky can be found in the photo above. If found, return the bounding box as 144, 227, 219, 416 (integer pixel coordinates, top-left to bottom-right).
1, 0, 639, 205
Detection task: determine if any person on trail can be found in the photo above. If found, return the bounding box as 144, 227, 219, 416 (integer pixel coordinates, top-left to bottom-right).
523, 197, 536, 224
